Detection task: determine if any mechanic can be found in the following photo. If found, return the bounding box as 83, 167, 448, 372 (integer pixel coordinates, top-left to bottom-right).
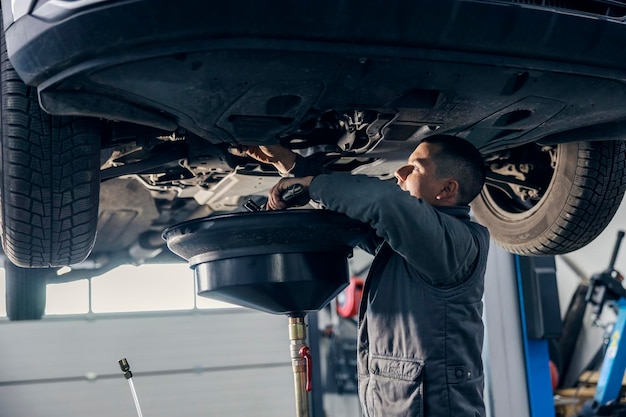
246, 135, 489, 417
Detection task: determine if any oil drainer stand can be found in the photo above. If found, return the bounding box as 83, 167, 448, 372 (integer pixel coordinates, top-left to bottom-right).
163, 209, 368, 417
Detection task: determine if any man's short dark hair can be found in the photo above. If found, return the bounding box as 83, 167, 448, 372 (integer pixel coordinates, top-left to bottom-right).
421, 135, 486, 205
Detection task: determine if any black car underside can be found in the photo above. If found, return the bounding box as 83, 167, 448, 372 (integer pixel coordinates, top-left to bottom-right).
1, 0, 626, 320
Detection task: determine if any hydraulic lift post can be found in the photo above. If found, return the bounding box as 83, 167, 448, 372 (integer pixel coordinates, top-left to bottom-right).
580, 230, 626, 416
483, 244, 562, 417
515, 255, 562, 417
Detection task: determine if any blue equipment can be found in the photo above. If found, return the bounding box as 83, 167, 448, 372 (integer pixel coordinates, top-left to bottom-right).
580, 230, 626, 417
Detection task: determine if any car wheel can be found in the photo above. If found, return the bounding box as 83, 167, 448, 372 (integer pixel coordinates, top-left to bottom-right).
472, 140, 626, 256
0, 29, 101, 267
4, 260, 50, 320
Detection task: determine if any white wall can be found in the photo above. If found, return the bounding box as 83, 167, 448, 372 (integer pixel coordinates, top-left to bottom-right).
0, 310, 297, 417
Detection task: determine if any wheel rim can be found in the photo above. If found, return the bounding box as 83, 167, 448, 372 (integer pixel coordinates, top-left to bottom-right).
480, 143, 558, 221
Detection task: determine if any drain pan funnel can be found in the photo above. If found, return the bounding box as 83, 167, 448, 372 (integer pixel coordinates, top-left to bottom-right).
163, 210, 369, 315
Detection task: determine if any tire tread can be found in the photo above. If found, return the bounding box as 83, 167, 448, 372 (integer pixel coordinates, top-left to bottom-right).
1, 33, 100, 267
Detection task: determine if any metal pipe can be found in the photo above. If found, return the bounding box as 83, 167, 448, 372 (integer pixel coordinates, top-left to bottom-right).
288, 315, 310, 417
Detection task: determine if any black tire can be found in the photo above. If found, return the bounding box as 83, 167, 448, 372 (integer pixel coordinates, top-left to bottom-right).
0, 28, 101, 267
472, 141, 626, 255
4, 260, 50, 320
557, 284, 589, 388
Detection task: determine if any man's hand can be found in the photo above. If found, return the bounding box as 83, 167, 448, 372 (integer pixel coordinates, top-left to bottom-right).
244, 145, 296, 175
267, 176, 315, 210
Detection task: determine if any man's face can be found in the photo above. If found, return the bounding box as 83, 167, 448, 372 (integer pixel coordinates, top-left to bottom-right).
394, 142, 447, 205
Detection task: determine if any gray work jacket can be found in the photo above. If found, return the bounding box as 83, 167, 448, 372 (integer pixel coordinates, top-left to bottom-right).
309, 173, 490, 417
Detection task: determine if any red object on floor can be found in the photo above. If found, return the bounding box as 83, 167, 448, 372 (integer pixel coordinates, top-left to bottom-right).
337, 277, 364, 318
549, 360, 559, 391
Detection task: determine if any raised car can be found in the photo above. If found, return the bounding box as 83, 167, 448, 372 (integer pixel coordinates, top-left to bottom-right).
1, 0, 625, 319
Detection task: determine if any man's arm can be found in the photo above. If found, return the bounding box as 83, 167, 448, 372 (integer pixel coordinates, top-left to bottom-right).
244, 145, 382, 252
244, 145, 296, 175
308, 173, 480, 285
244, 145, 327, 177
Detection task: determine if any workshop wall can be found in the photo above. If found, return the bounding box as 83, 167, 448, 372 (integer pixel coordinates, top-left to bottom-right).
0, 310, 296, 417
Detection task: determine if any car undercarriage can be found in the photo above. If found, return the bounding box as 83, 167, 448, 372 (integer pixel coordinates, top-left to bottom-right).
1, 0, 626, 319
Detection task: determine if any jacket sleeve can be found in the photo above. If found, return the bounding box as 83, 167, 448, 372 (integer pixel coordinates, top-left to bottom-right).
309, 173, 480, 286
284, 154, 329, 177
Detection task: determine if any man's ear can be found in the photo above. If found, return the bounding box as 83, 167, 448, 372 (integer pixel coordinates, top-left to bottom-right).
435, 179, 459, 203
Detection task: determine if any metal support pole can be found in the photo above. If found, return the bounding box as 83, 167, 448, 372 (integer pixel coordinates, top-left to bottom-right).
289, 315, 311, 417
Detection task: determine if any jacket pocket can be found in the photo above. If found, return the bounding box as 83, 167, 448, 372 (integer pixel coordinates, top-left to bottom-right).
365, 355, 425, 417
